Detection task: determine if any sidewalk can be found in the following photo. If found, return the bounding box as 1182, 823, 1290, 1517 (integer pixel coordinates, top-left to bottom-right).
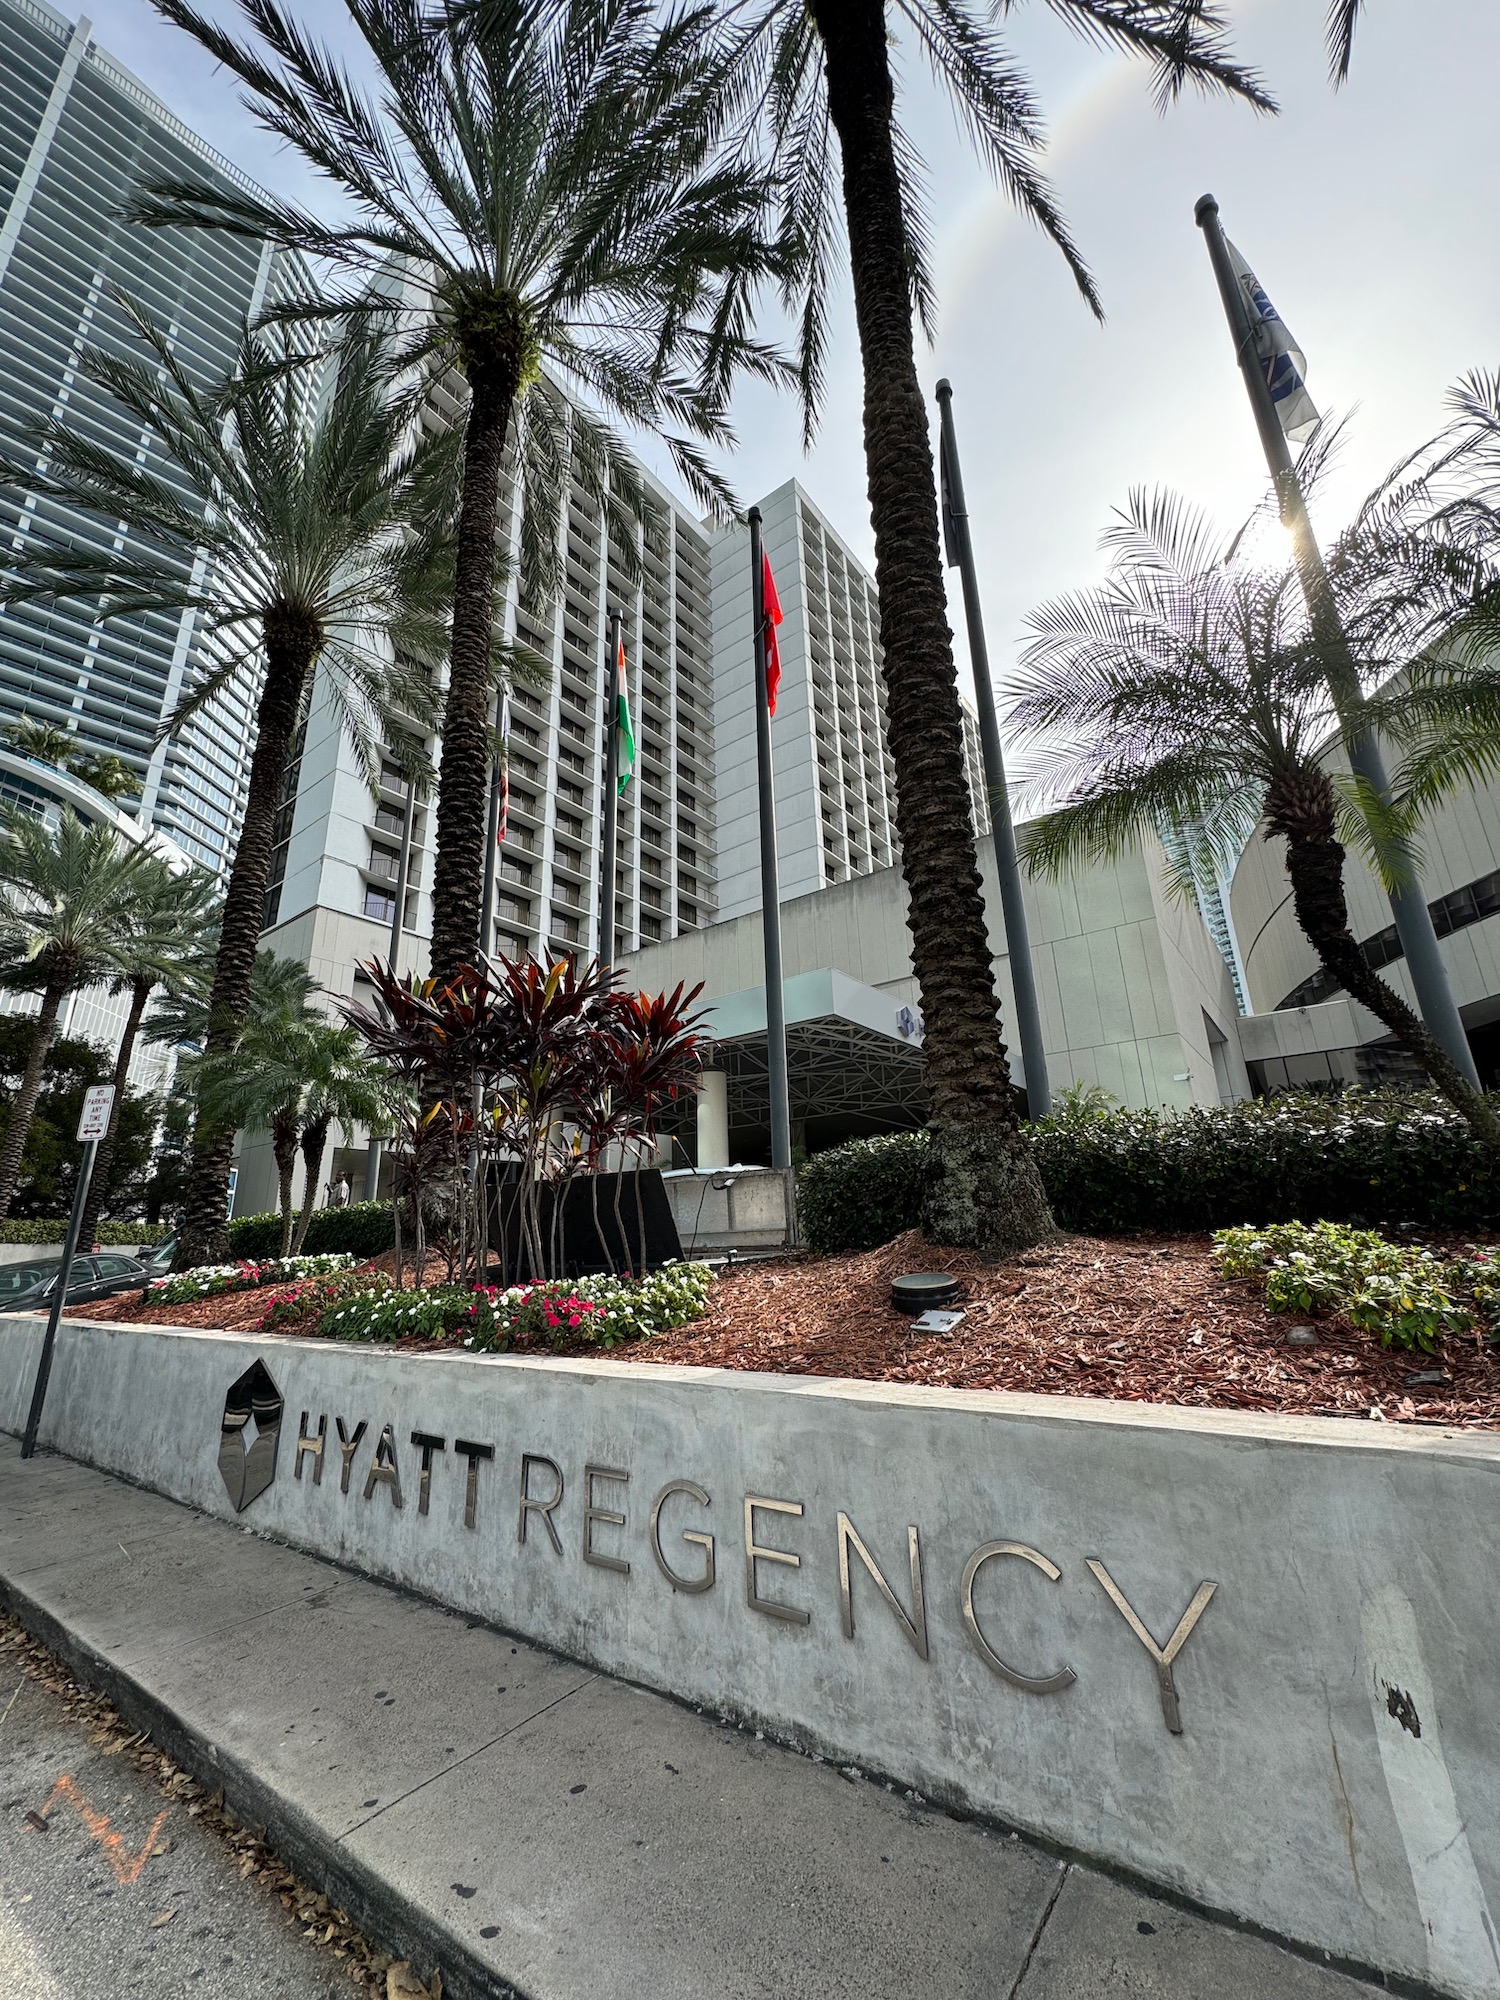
0, 1434, 1377, 2000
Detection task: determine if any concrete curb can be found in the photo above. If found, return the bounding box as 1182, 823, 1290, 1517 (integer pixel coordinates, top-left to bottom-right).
0, 1553, 520, 2000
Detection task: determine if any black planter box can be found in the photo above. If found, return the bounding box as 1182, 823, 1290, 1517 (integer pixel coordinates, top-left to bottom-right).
485, 1166, 682, 1282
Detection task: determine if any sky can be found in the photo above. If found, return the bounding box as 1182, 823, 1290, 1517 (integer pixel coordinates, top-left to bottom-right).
77, 0, 1500, 725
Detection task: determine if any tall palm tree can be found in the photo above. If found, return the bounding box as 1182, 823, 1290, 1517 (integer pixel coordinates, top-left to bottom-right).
1006, 488, 1500, 1146
76, 859, 220, 1248
2, 306, 453, 1264
739, 0, 1271, 1251
129, 0, 789, 986
0, 808, 156, 1219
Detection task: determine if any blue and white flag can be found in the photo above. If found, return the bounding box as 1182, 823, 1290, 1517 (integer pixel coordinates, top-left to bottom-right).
1226, 239, 1320, 445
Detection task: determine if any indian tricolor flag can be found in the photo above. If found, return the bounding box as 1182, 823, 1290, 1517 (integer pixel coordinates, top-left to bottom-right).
613, 636, 635, 796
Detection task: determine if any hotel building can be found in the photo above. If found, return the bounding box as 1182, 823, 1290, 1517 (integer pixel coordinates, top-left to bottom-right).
0, 0, 303, 877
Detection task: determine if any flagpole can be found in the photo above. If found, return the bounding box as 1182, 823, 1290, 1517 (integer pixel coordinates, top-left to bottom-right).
599, 609, 620, 973
749, 507, 792, 1173
935, 379, 1051, 1119
1195, 194, 1479, 1087
480, 684, 504, 959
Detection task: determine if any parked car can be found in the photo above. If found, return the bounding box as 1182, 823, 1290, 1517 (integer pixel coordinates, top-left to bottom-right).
134, 1234, 176, 1276
0, 1252, 153, 1313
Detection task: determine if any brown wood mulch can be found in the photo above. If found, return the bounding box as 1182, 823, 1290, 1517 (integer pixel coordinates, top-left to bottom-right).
619, 1230, 1500, 1432
64, 1230, 1500, 1430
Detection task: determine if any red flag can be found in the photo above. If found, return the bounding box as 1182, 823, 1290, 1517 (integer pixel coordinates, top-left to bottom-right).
761, 550, 783, 717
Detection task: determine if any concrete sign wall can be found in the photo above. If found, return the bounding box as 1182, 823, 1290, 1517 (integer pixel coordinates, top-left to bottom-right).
2, 1316, 1497, 2000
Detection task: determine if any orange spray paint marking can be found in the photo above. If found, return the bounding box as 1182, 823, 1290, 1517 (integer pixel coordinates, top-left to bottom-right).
42, 1774, 170, 1886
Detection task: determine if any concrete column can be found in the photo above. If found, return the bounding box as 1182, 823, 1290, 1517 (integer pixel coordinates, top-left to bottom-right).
696, 1071, 729, 1169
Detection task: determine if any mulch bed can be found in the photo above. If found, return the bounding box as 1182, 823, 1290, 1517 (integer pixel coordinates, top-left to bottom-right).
62, 1230, 1500, 1429
620, 1230, 1500, 1431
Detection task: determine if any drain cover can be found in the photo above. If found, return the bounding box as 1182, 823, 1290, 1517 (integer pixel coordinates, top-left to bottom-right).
892, 1272, 960, 1314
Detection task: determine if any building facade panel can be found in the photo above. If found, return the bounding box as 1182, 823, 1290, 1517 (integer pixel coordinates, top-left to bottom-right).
0, 0, 296, 878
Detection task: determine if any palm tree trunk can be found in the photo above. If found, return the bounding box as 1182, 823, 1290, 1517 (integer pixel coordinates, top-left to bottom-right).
430, 337, 524, 987
809, 0, 1052, 1255
177, 611, 318, 1267
273, 1109, 300, 1256
77, 975, 151, 1247
0, 980, 66, 1221
1270, 769, 1500, 1145
292, 1115, 332, 1253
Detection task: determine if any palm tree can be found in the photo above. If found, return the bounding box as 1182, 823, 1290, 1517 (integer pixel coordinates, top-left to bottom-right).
189, 994, 391, 1255
287, 1021, 392, 1250
129, 0, 789, 987
65, 752, 141, 805
2, 307, 453, 1264
152, 948, 324, 1254
76, 858, 220, 1248
0, 807, 156, 1219
146, 946, 321, 1056
1006, 488, 1500, 1146
1, 719, 75, 766
188, 1004, 315, 1257
738, 1, 1271, 1252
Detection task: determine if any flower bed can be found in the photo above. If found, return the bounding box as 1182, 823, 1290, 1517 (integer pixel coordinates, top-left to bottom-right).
306, 1261, 714, 1352
149, 1252, 353, 1306
1213, 1220, 1496, 1353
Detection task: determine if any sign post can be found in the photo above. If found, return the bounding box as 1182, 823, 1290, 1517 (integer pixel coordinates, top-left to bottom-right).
20, 1082, 113, 1460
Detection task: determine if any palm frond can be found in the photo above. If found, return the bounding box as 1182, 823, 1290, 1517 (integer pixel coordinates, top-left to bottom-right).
1326, 0, 1365, 84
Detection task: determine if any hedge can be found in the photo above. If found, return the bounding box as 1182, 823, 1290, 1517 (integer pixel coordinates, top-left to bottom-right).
227, 1200, 396, 1261
795, 1092, 1500, 1254
1, 1219, 168, 1246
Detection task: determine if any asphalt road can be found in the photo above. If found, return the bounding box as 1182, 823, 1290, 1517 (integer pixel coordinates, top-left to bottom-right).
0, 1663, 354, 1999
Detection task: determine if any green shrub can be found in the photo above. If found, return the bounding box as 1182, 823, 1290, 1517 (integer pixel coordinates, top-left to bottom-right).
228, 1201, 395, 1260
1032, 1093, 1498, 1235
797, 1132, 930, 1254
796, 1093, 1500, 1253
1, 1218, 167, 1245
1213, 1220, 1478, 1353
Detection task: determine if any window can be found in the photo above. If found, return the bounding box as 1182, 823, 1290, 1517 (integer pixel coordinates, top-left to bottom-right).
363, 885, 396, 923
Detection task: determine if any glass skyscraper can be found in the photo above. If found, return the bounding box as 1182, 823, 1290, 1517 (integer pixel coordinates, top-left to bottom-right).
0, 0, 296, 873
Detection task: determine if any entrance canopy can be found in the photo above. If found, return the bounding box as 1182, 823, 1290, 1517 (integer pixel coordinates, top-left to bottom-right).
695, 969, 927, 1144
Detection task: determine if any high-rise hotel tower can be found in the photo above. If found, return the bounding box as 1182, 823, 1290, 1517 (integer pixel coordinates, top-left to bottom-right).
0, 0, 302, 874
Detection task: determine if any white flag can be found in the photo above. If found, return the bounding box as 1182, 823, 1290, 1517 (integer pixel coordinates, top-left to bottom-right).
1226, 240, 1320, 445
